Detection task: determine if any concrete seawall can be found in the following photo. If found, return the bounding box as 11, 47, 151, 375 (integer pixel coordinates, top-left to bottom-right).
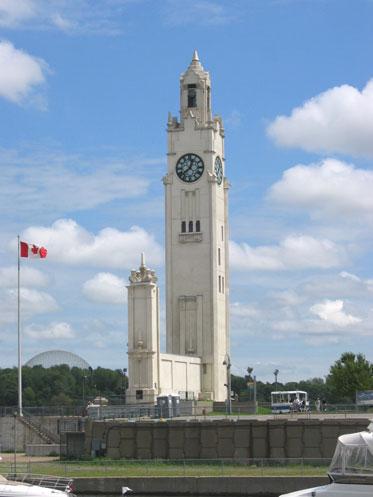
74, 476, 329, 496
85, 417, 370, 460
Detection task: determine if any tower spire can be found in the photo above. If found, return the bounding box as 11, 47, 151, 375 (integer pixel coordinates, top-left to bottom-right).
189, 49, 203, 71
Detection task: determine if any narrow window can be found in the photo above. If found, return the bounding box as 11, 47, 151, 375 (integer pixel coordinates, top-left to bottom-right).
221, 226, 224, 241
207, 86, 211, 111
222, 277, 225, 294
196, 220, 201, 232
188, 84, 197, 108
218, 248, 221, 266
181, 221, 186, 233
218, 275, 221, 293
189, 221, 193, 232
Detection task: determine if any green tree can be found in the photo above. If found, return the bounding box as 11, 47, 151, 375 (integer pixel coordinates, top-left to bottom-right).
231, 374, 247, 399
0, 368, 17, 405
23, 386, 37, 406
326, 352, 373, 403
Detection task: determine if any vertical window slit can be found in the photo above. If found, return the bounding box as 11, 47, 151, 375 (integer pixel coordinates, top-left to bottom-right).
189, 221, 193, 232
181, 221, 186, 233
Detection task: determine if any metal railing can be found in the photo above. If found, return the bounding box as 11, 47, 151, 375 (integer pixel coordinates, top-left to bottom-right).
1, 402, 372, 420
6, 473, 73, 492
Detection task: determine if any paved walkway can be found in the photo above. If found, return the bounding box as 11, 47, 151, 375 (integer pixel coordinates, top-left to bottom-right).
183, 412, 372, 421
0, 453, 59, 463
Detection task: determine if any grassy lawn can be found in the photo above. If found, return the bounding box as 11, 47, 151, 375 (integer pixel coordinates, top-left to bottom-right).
0, 460, 327, 478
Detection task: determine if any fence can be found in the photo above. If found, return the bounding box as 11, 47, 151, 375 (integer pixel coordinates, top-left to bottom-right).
1, 402, 373, 420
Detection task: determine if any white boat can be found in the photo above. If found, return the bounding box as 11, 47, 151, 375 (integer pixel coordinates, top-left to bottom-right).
0, 474, 75, 497
280, 421, 373, 496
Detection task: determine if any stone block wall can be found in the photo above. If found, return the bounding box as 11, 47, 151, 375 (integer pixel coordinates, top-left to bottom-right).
0, 416, 26, 451
0, 415, 82, 452
84, 417, 369, 460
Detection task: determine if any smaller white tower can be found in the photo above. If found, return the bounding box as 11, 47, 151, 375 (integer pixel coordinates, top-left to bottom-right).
126, 254, 160, 404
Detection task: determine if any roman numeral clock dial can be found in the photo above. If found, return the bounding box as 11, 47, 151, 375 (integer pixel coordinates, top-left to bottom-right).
176, 153, 204, 182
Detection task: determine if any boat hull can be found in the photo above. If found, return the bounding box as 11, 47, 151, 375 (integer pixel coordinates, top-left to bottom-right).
280, 482, 373, 496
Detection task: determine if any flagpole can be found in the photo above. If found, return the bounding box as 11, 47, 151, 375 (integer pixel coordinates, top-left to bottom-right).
17, 235, 23, 417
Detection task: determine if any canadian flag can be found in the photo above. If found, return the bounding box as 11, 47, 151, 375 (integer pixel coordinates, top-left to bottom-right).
20, 241, 48, 259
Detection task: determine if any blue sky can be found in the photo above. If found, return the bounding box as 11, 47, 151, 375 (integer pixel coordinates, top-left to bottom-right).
1, 0, 373, 383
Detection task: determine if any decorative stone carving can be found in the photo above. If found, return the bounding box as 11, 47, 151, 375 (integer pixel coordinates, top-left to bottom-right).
129, 253, 158, 284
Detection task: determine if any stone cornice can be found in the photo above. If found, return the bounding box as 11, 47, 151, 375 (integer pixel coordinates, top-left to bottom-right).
179, 232, 203, 243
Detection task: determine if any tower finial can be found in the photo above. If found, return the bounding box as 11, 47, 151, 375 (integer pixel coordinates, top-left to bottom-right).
140, 252, 145, 268
192, 49, 199, 62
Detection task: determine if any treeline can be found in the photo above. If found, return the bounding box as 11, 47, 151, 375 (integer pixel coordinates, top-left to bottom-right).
0, 365, 127, 407
0, 352, 372, 407
231, 352, 373, 404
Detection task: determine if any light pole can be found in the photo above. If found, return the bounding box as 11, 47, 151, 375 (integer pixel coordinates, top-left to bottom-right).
273, 369, 279, 391
13, 411, 17, 473
82, 375, 87, 406
122, 368, 127, 404
223, 355, 232, 415
247, 367, 257, 414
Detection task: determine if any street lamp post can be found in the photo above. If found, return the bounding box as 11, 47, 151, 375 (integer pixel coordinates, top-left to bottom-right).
13, 411, 17, 473
123, 368, 127, 404
223, 355, 232, 415
273, 369, 279, 391
82, 375, 87, 406
247, 367, 257, 415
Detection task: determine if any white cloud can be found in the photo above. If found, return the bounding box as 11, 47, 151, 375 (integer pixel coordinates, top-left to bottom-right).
20, 218, 163, 269
82, 272, 126, 304
0, 148, 155, 220
228, 269, 373, 348
267, 79, 373, 157
164, 0, 236, 26
230, 302, 259, 318
20, 287, 59, 314
0, 287, 58, 326
0, 40, 48, 105
0, 0, 36, 27
0, 0, 132, 35
271, 290, 305, 306
268, 159, 373, 218
339, 271, 361, 283
0, 266, 48, 288
51, 13, 75, 31
310, 299, 362, 327
230, 234, 346, 271
225, 110, 242, 128
24, 321, 75, 339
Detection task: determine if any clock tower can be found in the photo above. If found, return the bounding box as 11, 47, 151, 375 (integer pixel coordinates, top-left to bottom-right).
163, 51, 229, 401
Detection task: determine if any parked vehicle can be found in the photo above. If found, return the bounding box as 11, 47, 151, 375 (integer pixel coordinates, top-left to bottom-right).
271, 390, 309, 414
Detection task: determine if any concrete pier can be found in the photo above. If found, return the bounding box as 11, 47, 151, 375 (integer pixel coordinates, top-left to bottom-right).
74, 476, 329, 495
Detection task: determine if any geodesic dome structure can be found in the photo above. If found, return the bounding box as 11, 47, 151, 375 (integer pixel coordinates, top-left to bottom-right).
25, 350, 90, 369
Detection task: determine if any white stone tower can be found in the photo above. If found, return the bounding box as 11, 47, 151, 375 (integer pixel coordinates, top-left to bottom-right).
127, 254, 160, 404
163, 51, 229, 401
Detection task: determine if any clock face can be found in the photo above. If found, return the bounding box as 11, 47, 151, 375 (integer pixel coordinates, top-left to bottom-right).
176, 153, 204, 183
215, 156, 223, 185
